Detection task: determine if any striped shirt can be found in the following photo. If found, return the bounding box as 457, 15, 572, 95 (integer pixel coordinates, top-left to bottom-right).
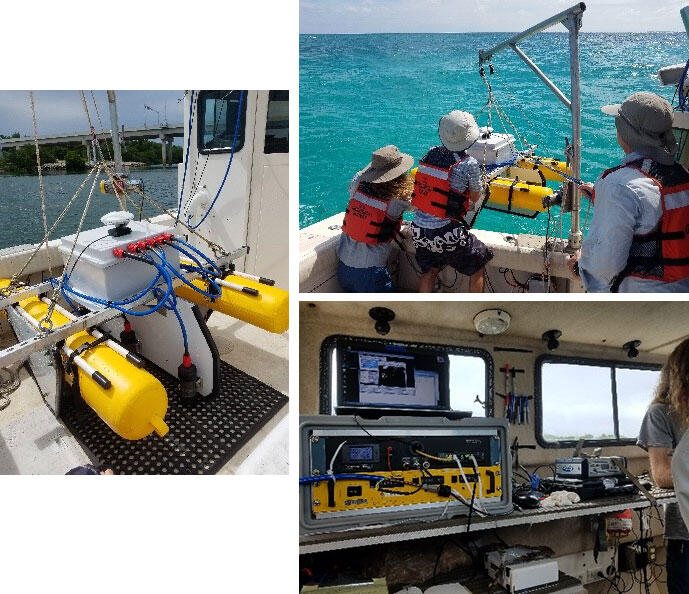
413, 151, 482, 229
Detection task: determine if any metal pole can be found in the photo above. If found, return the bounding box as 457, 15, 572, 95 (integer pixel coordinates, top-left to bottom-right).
511, 45, 572, 110
107, 90, 124, 174
681, 6, 689, 41
565, 12, 583, 250
479, 2, 586, 64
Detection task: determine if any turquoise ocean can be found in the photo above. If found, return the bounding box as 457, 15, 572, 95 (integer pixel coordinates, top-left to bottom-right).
300, 32, 689, 236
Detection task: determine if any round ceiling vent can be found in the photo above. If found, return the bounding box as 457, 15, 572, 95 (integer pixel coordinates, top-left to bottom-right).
473, 309, 511, 335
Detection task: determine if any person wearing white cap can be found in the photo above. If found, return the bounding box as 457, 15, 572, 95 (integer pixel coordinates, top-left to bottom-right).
337, 145, 415, 292
410, 110, 492, 292
572, 91, 689, 292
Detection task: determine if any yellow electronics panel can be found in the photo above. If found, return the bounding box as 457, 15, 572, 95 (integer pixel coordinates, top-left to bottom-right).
299, 416, 513, 533
310, 465, 503, 514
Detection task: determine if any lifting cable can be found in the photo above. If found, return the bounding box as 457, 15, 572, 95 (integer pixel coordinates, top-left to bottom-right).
29, 91, 53, 279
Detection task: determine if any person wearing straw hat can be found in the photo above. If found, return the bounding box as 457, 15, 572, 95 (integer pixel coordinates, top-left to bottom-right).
337, 145, 414, 292
572, 91, 689, 292
410, 110, 492, 292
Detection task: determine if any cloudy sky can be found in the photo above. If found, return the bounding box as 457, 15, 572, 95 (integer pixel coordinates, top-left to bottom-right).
301, 0, 688, 33
0, 90, 184, 138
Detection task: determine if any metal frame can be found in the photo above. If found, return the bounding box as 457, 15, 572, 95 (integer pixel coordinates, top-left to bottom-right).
534, 353, 662, 449
0, 246, 247, 370
479, 2, 586, 249
318, 334, 495, 417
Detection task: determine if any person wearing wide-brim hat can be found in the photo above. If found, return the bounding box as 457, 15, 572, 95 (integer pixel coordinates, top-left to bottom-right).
410, 110, 492, 293
572, 91, 689, 292
337, 145, 415, 292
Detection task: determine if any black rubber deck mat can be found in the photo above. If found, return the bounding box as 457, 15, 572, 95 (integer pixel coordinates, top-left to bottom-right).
60, 360, 288, 474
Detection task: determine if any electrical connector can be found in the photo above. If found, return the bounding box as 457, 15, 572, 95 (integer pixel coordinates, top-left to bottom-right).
422, 483, 452, 498
178, 352, 198, 400
112, 248, 125, 258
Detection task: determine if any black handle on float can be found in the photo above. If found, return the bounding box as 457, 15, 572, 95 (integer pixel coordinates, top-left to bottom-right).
125, 352, 145, 368
91, 371, 112, 389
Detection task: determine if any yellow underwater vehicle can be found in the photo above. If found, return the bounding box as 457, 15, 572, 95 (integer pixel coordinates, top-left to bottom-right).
411, 142, 572, 220
0, 89, 289, 474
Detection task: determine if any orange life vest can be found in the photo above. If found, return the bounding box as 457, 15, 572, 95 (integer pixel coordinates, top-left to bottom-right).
605, 158, 689, 289
411, 147, 471, 223
341, 185, 402, 246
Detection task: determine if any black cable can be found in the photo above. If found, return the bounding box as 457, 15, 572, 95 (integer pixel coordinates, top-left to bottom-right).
352, 415, 417, 449
466, 481, 477, 533
67, 234, 109, 278
484, 269, 495, 293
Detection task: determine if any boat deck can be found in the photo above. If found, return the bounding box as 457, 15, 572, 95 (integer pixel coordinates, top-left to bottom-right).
0, 311, 289, 475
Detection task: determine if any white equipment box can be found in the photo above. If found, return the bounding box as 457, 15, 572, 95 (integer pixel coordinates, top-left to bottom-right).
466, 127, 517, 166
59, 213, 180, 308
486, 548, 559, 593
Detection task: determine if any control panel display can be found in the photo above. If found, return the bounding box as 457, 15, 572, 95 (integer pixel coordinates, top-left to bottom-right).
345, 445, 377, 462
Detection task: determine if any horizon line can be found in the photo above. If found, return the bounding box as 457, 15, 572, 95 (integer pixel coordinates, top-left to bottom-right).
300, 30, 685, 35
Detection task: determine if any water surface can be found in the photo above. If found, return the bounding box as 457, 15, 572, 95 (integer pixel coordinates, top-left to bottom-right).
300, 32, 688, 236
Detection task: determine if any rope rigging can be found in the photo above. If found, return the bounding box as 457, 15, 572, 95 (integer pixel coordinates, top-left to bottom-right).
0, 90, 233, 344
478, 63, 584, 292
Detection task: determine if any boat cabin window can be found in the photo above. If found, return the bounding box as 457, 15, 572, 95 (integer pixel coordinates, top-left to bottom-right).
197, 90, 247, 153
536, 356, 661, 448
264, 90, 289, 154
320, 335, 493, 417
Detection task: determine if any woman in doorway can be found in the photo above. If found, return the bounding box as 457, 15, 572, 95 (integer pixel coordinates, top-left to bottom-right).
638, 338, 689, 594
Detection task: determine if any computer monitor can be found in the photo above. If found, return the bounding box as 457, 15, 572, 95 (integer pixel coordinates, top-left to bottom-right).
335, 342, 450, 414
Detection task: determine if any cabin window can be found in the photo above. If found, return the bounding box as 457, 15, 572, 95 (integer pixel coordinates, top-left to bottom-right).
264, 90, 289, 154
197, 90, 247, 153
320, 335, 493, 417
536, 356, 661, 448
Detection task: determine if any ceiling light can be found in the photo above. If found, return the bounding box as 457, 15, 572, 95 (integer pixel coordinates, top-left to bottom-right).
473, 309, 511, 336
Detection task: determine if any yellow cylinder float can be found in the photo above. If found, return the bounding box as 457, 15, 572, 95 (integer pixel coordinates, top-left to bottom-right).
486, 178, 553, 214
16, 295, 169, 440
516, 157, 570, 182
175, 274, 289, 334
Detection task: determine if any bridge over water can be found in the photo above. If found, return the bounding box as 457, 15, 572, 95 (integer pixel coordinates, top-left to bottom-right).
0, 124, 184, 165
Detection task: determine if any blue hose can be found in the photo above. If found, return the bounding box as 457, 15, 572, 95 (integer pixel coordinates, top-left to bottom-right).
56, 254, 173, 316
299, 474, 386, 485
171, 237, 223, 275
165, 241, 223, 291
188, 90, 245, 230
149, 247, 221, 300
151, 285, 189, 353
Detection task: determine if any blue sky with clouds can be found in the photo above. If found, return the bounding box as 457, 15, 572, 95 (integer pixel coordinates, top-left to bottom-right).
0, 91, 184, 138
300, 0, 688, 33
